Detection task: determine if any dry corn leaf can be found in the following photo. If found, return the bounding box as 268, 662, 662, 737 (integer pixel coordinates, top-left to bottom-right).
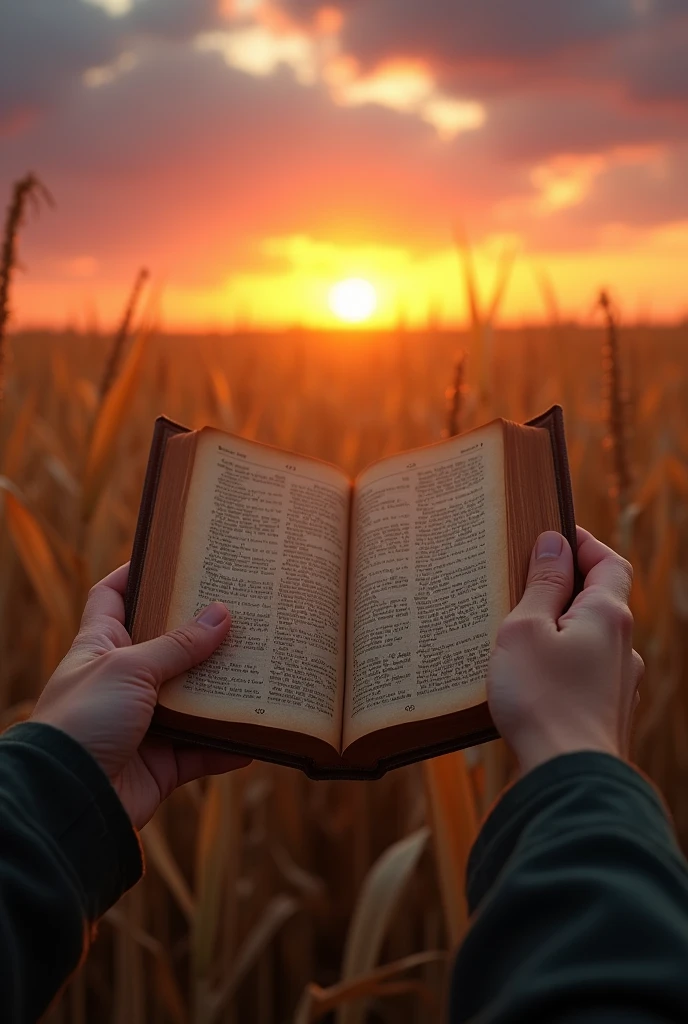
0, 480, 73, 643
484, 245, 516, 328
106, 906, 188, 1024
75, 378, 98, 415
632, 457, 665, 513
31, 417, 72, 469
207, 366, 235, 431
241, 395, 267, 441
648, 529, 676, 656
272, 843, 327, 909
294, 951, 446, 1024
453, 225, 481, 332
82, 327, 148, 520
336, 827, 429, 1024
208, 894, 299, 1021
424, 751, 478, 946
666, 455, 688, 502
2, 391, 37, 478
113, 886, 147, 1024
154, 955, 189, 1024
192, 772, 242, 985
44, 454, 80, 498
0, 474, 82, 587
141, 818, 195, 923
672, 570, 688, 622
51, 349, 71, 397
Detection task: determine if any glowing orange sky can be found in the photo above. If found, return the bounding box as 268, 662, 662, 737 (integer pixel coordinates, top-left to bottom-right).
3, 0, 688, 329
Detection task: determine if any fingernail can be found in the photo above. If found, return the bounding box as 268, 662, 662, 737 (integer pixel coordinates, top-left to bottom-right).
536, 531, 564, 559
195, 602, 228, 627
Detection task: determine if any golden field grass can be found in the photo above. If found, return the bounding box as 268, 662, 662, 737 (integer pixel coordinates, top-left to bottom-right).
1, 320, 688, 1023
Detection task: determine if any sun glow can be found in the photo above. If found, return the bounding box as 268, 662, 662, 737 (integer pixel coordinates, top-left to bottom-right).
328, 277, 378, 324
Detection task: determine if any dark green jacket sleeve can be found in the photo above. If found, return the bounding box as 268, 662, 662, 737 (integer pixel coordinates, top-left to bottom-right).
451, 752, 688, 1023
0, 722, 143, 1023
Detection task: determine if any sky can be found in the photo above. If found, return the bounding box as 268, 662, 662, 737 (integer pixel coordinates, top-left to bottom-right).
2, 0, 688, 330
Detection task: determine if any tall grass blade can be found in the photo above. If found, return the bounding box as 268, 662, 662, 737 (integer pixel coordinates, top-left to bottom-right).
0, 174, 53, 399
99, 267, 149, 402
442, 352, 466, 439
2, 391, 37, 478
336, 827, 429, 1024
0, 480, 73, 643
484, 245, 516, 328
141, 819, 195, 923
192, 772, 243, 1021
82, 326, 149, 520
534, 267, 561, 326
453, 226, 481, 332
295, 952, 447, 1024
113, 885, 147, 1024
106, 906, 188, 1024
423, 751, 478, 946
208, 894, 299, 1021
599, 290, 633, 522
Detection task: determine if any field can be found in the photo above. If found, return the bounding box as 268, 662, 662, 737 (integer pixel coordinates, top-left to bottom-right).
2, 319, 688, 1023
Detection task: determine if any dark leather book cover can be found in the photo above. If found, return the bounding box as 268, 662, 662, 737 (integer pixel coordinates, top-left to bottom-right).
125, 406, 578, 780
124, 416, 190, 633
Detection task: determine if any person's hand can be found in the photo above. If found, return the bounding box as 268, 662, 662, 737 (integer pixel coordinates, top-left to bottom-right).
31, 563, 250, 829
488, 526, 644, 776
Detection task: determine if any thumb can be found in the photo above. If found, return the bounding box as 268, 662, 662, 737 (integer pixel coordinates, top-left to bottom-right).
124, 603, 231, 688
515, 531, 574, 623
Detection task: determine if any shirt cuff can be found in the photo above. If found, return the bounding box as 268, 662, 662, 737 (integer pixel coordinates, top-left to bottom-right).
466, 751, 674, 914
0, 721, 143, 919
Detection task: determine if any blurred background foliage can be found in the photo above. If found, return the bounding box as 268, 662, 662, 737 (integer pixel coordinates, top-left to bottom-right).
2, 174, 688, 1024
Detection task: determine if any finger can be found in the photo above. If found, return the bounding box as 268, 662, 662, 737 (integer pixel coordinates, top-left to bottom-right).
174, 747, 252, 788
574, 528, 633, 604
631, 649, 645, 685
122, 603, 231, 688
78, 562, 131, 634
99, 561, 131, 596
512, 531, 574, 623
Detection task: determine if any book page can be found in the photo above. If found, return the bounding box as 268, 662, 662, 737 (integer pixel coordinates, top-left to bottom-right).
343, 422, 509, 750
158, 430, 351, 749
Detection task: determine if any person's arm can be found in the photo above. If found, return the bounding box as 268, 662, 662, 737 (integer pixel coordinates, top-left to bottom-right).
451, 529, 688, 1023
451, 753, 688, 1023
0, 564, 249, 1023
0, 722, 142, 1023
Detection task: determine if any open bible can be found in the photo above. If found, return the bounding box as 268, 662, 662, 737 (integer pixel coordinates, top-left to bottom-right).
125, 406, 577, 780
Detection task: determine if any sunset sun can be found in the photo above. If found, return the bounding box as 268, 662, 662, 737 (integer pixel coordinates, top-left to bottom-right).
328, 277, 378, 324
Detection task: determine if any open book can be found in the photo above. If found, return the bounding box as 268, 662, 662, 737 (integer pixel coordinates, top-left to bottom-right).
125, 406, 577, 780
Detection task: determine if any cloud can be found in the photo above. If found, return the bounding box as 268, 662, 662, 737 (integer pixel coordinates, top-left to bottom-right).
3, 0, 688, 325
276, 0, 688, 115
2, 41, 508, 291
0, 0, 120, 133
0, 0, 223, 136
279, 0, 650, 71
127, 0, 223, 40
196, 25, 319, 84
604, 14, 688, 108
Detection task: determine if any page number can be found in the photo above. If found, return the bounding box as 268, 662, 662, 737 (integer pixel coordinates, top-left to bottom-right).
404, 705, 415, 712
255, 708, 265, 715
285, 464, 297, 471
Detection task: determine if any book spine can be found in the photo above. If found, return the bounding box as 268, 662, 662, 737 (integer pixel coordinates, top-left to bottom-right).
124, 416, 190, 633
526, 405, 582, 596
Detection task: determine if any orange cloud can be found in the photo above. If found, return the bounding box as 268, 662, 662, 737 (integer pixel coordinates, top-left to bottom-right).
3, 0, 688, 330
